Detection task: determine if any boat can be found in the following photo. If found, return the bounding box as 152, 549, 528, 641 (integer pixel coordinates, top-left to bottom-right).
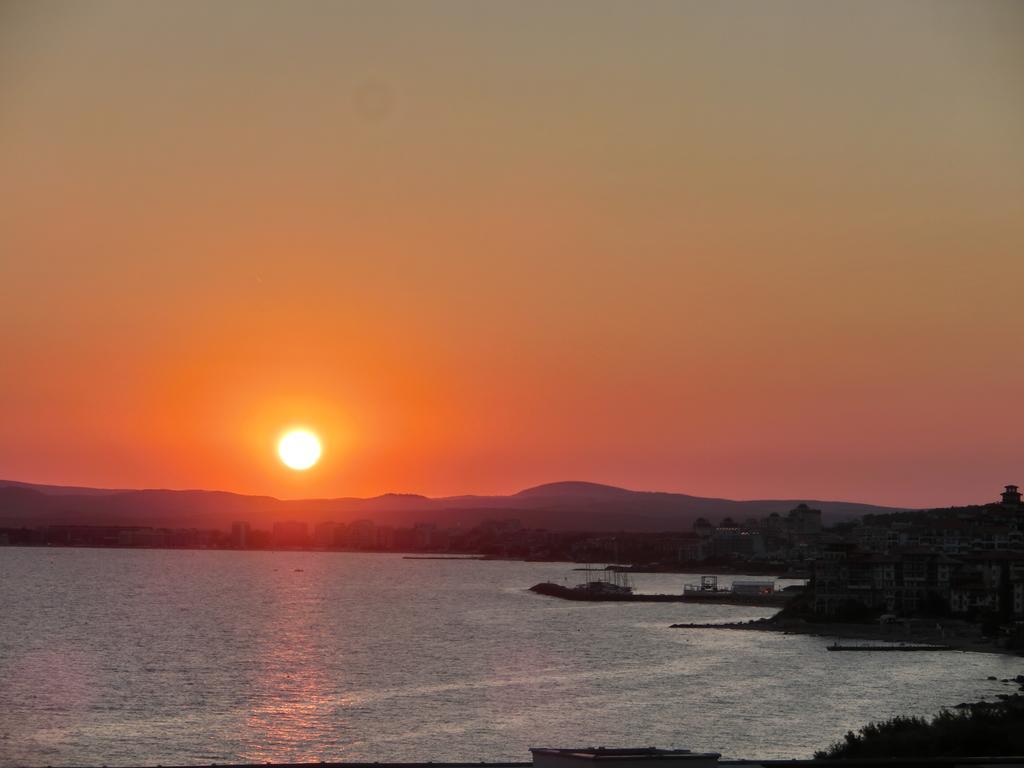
573, 564, 634, 596
530, 563, 690, 601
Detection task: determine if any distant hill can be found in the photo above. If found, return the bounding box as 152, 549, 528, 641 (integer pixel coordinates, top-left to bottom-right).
0, 478, 906, 532
515, 481, 639, 499
0, 479, 128, 496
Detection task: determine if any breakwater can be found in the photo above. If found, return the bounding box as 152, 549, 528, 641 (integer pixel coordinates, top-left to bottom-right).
529, 582, 790, 605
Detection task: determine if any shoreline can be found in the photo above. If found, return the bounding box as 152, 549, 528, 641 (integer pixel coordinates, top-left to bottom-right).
1, 545, 797, 576
529, 581, 793, 605
670, 616, 1020, 656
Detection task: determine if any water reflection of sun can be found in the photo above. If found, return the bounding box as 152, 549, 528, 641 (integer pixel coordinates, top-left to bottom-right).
242, 569, 348, 763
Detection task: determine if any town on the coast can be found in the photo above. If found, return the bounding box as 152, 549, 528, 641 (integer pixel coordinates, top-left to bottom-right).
5, 483, 1024, 638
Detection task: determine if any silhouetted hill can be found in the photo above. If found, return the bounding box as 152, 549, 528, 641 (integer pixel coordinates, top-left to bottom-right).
515, 481, 640, 499
0, 479, 127, 496
0, 478, 905, 532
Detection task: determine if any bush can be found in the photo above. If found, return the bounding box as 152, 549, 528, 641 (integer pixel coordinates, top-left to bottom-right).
815, 695, 1024, 758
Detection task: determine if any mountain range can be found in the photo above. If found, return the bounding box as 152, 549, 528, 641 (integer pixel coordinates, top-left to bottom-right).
0, 479, 904, 532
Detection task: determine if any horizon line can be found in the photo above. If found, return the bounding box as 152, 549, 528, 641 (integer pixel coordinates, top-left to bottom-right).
0, 476, 931, 509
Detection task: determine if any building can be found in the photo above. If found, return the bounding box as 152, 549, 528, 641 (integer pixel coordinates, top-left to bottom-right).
348, 519, 378, 549
692, 518, 714, 539
811, 542, 961, 617
230, 521, 251, 548
788, 503, 822, 536
1003, 484, 1022, 507
272, 521, 309, 548
414, 522, 438, 548
314, 522, 342, 548
732, 580, 775, 596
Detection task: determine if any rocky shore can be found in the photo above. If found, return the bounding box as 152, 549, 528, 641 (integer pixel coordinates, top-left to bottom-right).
670, 615, 1021, 655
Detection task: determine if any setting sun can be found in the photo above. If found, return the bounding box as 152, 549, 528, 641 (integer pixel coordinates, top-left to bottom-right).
277, 429, 321, 471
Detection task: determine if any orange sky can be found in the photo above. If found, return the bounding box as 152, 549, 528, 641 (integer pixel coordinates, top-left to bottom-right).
1, 1, 1023, 507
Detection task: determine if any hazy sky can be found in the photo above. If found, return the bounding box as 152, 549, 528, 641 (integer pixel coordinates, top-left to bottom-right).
2, 1, 1023, 506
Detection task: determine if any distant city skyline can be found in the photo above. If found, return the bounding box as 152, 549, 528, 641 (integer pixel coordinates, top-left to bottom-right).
2, 1, 1023, 508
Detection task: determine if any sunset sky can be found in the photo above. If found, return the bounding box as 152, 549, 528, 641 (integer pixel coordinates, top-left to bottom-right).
2, 1, 1023, 507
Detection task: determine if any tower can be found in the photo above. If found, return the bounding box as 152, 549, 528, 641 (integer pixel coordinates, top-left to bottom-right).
1002, 485, 1021, 506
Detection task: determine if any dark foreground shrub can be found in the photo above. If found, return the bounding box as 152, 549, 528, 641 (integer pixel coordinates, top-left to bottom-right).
816, 695, 1024, 758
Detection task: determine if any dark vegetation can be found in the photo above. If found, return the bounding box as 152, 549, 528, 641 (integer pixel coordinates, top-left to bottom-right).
815, 694, 1024, 759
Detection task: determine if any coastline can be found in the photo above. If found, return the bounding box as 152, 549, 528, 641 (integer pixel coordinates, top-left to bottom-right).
0, 544, 797, 577
671, 615, 1021, 656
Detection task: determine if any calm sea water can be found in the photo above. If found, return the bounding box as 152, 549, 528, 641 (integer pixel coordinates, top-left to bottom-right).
0, 548, 1020, 766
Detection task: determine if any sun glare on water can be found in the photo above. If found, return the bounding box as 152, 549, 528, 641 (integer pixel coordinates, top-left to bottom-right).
278, 429, 322, 470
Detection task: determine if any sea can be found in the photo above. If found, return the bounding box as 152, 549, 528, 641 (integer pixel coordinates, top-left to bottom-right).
0, 548, 1020, 766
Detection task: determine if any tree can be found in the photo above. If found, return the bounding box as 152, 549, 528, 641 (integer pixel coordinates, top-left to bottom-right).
816, 696, 1024, 759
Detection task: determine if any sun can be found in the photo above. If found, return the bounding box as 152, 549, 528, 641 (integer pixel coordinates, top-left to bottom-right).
277, 429, 321, 471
